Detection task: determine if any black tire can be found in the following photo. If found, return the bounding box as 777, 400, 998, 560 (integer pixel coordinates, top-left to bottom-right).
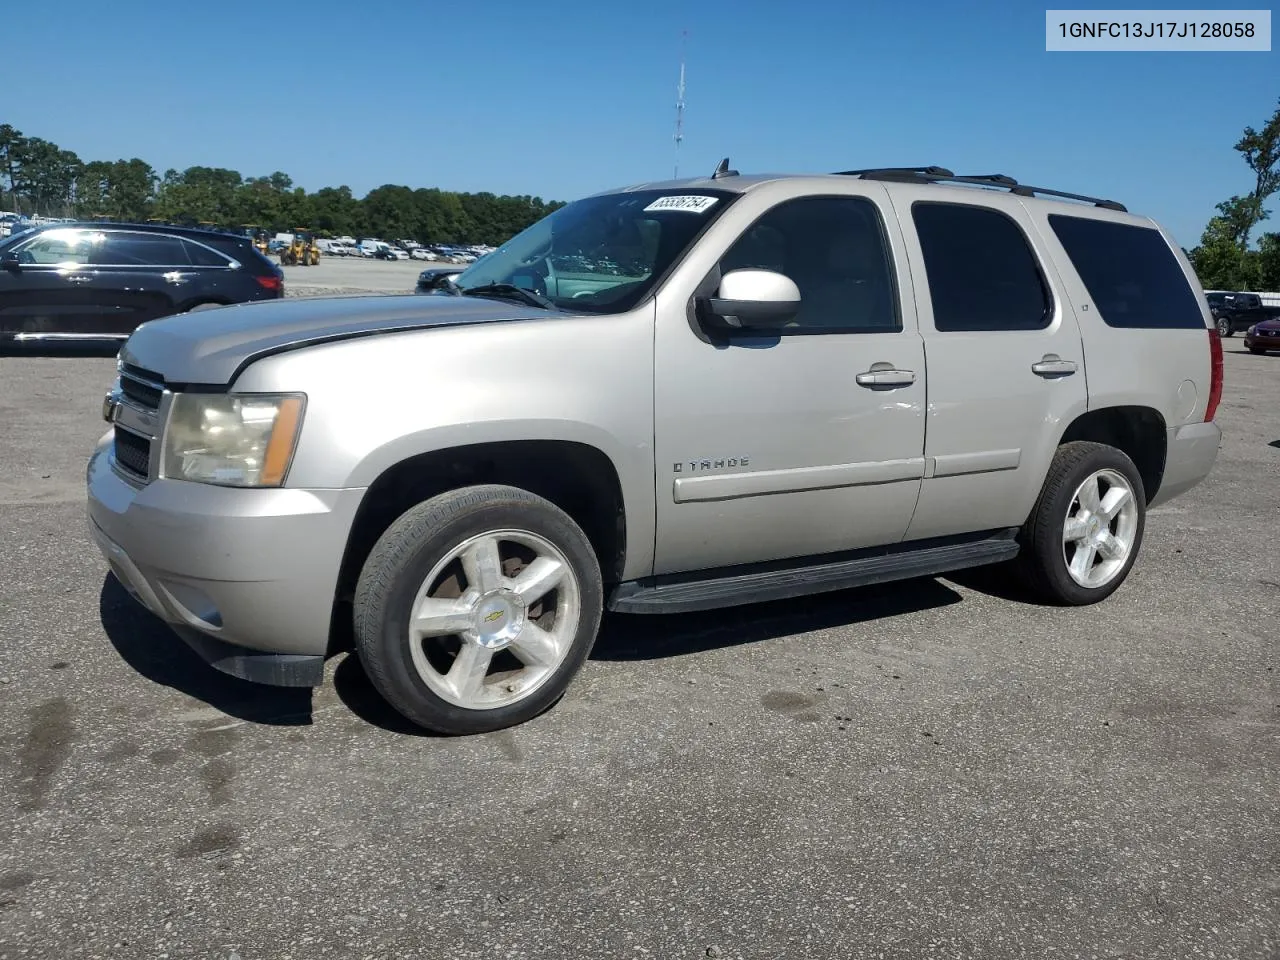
352, 484, 604, 735
1216, 318, 1233, 337
1014, 441, 1146, 606
1249, 347, 1267, 354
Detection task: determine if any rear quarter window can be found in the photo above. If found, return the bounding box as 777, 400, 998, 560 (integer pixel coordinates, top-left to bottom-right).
1047, 215, 1206, 329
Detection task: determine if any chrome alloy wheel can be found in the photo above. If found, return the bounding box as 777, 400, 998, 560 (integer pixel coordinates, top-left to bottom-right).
406, 529, 582, 710
1061, 468, 1140, 589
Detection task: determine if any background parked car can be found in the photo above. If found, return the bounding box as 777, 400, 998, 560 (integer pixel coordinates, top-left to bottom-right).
0, 221, 284, 344
414, 265, 466, 293
1206, 290, 1270, 337
1243, 315, 1280, 353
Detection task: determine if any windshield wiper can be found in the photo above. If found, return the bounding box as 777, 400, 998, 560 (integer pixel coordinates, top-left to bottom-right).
459, 283, 557, 311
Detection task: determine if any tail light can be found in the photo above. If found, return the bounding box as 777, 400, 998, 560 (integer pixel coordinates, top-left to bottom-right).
255, 274, 282, 293
1205, 327, 1223, 422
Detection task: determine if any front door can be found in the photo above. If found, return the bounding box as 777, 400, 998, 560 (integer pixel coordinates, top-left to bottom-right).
886, 188, 1089, 542
0, 228, 103, 339
651, 185, 928, 576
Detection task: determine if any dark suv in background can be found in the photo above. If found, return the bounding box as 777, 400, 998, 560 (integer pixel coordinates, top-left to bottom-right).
1206, 290, 1273, 337
0, 222, 284, 345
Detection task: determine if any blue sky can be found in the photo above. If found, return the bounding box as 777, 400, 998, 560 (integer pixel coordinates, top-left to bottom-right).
8, 0, 1278, 247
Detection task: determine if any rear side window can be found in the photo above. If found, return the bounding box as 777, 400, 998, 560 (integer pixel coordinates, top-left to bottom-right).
912, 202, 1051, 332
1047, 215, 1205, 329
182, 238, 232, 266
204, 237, 272, 274
93, 232, 190, 266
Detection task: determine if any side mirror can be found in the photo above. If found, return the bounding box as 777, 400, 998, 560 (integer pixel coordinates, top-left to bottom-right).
701, 269, 800, 329
0, 251, 20, 271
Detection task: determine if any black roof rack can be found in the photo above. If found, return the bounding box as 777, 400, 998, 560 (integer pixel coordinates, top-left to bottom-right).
834, 165, 954, 178
839, 168, 1127, 212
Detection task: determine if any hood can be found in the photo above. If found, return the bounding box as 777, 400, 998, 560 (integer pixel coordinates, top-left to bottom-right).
120, 294, 554, 386
1254, 314, 1280, 330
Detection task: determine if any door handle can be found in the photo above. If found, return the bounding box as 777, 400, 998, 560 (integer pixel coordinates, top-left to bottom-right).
1031, 356, 1077, 378
65, 274, 92, 284
163, 271, 189, 285
855, 368, 916, 388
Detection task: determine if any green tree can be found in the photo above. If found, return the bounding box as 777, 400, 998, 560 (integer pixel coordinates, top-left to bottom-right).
0, 121, 563, 243
1232, 98, 1280, 250
1256, 232, 1280, 289
0, 123, 22, 211
1190, 215, 1258, 289
11, 138, 82, 216
77, 158, 157, 220
1190, 97, 1280, 288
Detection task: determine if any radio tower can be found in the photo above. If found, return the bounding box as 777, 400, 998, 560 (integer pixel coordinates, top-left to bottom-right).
673, 30, 687, 179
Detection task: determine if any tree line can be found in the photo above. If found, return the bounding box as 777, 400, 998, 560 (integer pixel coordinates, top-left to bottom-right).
0, 123, 564, 246
1187, 98, 1280, 291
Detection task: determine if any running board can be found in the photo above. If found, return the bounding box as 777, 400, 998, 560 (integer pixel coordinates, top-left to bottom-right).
609, 528, 1021, 615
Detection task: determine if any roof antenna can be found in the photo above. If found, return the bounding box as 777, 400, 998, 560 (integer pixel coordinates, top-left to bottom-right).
711, 157, 738, 179
673, 30, 687, 179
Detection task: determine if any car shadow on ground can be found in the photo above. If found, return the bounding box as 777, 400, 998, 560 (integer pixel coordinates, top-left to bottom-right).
330, 654, 447, 738
590, 575, 977, 662
0, 343, 121, 360
99, 574, 313, 726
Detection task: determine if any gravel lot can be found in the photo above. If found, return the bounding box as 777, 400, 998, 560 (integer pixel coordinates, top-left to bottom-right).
280, 255, 441, 299
0, 339, 1276, 960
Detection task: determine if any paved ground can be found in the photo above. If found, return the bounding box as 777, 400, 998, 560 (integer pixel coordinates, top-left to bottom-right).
280, 255, 443, 298
0, 341, 1276, 960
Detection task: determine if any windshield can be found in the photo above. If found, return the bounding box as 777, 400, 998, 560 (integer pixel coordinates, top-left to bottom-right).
446, 188, 739, 313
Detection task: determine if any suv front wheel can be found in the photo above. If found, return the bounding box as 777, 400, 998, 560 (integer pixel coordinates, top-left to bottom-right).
353, 484, 604, 734
1015, 441, 1146, 605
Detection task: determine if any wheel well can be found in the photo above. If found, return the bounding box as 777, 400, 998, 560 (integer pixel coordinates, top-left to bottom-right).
1059, 406, 1167, 503
328, 440, 626, 653
179, 299, 230, 313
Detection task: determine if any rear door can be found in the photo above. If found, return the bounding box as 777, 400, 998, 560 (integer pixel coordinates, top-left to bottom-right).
886, 189, 1089, 542
87, 230, 191, 331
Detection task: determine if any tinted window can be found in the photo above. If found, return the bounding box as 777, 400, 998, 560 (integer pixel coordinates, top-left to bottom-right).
93, 232, 190, 266
182, 238, 232, 266
13, 228, 101, 265
912, 202, 1051, 332
1048, 215, 1205, 329
718, 196, 899, 332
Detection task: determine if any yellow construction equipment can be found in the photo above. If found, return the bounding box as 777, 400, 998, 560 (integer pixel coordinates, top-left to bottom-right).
242, 224, 270, 256
279, 228, 320, 266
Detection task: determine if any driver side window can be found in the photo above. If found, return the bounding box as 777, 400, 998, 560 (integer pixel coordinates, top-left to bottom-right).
15, 229, 99, 265
718, 196, 901, 333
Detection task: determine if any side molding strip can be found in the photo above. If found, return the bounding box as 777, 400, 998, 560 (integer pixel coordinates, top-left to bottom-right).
673, 457, 925, 503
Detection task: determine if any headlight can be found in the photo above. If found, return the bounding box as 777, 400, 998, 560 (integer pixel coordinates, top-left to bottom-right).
1247, 325, 1257, 335
161, 393, 305, 487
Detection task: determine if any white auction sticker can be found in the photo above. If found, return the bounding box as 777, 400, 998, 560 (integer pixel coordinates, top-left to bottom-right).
643, 195, 720, 213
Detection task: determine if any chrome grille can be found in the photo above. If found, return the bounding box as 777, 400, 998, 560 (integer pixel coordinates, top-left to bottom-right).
112, 426, 150, 478
119, 364, 164, 411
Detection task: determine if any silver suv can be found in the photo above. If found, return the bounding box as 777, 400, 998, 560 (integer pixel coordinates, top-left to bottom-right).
87, 163, 1224, 734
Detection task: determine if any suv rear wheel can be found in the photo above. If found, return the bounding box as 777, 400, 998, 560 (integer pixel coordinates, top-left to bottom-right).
1014, 441, 1146, 605
1216, 317, 1233, 337
353, 484, 604, 735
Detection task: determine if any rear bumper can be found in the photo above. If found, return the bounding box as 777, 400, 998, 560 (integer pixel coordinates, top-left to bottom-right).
86, 431, 366, 686
1148, 420, 1222, 508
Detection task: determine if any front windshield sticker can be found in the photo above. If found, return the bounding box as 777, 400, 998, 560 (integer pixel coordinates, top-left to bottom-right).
643, 195, 720, 214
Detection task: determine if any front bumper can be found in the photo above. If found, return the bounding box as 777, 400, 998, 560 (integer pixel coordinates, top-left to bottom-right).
86, 431, 366, 687
1243, 331, 1280, 350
